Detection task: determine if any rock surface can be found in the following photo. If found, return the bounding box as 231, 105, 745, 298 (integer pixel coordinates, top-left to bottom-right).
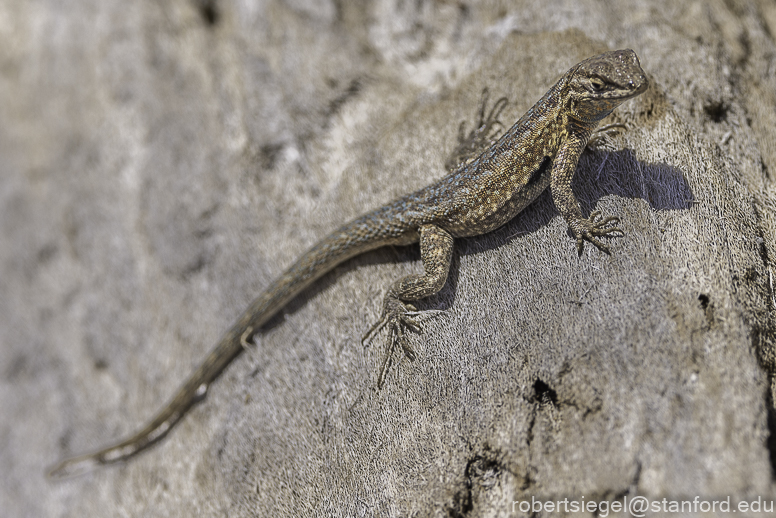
2, 0, 776, 516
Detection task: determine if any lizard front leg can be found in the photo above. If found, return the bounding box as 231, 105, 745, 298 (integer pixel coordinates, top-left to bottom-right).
363, 223, 454, 387
550, 127, 623, 255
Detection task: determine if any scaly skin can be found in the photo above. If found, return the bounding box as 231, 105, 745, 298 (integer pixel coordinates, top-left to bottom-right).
48, 49, 648, 478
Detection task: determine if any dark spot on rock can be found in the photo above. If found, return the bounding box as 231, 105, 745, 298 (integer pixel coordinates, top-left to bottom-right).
195, 0, 219, 27
37, 243, 58, 263
703, 100, 728, 123
259, 143, 284, 170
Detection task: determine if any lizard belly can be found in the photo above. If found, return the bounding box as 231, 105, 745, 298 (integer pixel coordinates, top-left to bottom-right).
444, 165, 553, 238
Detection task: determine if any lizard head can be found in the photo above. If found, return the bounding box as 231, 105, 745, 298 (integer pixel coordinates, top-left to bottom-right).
567, 49, 648, 123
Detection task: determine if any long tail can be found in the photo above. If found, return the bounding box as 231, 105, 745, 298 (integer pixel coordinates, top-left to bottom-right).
48, 213, 399, 479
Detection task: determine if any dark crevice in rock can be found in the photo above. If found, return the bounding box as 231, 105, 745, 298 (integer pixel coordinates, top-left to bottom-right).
767, 399, 776, 479
323, 78, 362, 125
698, 293, 715, 326
532, 378, 558, 407
752, 319, 776, 480
448, 447, 504, 518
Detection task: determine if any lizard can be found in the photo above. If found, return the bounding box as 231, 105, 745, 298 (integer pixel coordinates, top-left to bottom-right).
48, 49, 648, 479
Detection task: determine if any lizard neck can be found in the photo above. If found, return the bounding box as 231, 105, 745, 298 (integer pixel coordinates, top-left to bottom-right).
569, 101, 613, 124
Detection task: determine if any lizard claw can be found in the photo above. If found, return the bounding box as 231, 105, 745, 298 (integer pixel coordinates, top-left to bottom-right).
361, 316, 388, 347
587, 122, 628, 149
364, 298, 428, 387
361, 303, 422, 347
573, 210, 624, 255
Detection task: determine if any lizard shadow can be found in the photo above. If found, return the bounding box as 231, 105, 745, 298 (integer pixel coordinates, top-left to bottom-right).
262, 148, 692, 337
438, 148, 692, 313
456, 147, 692, 258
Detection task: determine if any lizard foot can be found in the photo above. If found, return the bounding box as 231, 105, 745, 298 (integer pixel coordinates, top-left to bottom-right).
573, 210, 624, 255
587, 122, 627, 149
444, 88, 508, 171
362, 299, 428, 387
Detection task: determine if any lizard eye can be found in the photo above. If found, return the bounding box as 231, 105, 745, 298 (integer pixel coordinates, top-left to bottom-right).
590, 78, 605, 91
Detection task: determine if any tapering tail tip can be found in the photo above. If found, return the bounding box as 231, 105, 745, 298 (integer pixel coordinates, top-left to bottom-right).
47, 454, 103, 480
47, 439, 141, 479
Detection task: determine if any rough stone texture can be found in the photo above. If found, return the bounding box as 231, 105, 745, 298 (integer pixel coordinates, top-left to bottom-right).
2, 0, 776, 516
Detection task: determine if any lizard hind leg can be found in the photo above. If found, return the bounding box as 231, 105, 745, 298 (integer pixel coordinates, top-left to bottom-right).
363, 224, 454, 387
444, 88, 508, 172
